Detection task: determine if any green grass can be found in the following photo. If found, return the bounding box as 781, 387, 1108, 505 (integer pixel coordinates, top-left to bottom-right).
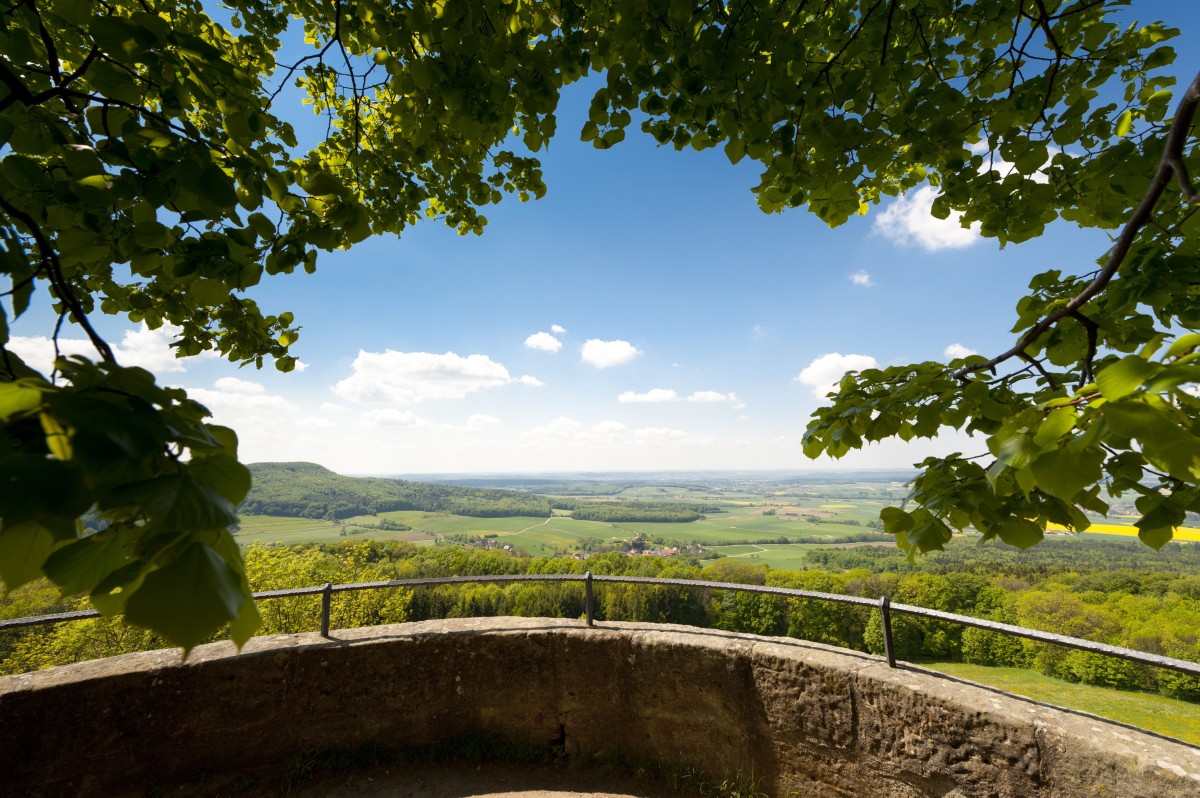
922, 662, 1200, 745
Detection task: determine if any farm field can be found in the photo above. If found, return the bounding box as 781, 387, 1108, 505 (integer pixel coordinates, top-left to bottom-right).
231, 478, 908, 557
233, 472, 1200, 561
705, 542, 892, 570
922, 662, 1200, 746
234, 516, 434, 546
355, 511, 619, 558
1048, 522, 1200, 543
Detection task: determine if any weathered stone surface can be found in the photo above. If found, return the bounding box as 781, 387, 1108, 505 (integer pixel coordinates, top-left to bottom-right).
1, 617, 1197, 797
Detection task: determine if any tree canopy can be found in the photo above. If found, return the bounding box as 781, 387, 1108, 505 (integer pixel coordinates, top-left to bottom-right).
0, 0, 1195, 647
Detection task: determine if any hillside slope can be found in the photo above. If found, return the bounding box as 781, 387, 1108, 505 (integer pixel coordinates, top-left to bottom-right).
241, 462, 551, 520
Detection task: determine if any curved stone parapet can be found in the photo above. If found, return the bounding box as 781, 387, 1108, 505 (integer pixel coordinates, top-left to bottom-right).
2, 617, 1198, 797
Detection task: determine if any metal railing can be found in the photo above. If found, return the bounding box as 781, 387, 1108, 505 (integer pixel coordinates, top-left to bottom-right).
3, 572, 1199, 678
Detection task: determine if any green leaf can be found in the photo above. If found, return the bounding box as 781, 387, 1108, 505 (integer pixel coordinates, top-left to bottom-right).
1137, 523, 1174, 550
1033, 407, 1076, 448
124, 543, 247, 650
906, 509, 952, 554
880, 506, 912, 535
0, 456, 92, 531
0, 383, 41, 420
1029, 445, 1103, 501
188, 454, 252, 506
1096, 355, 1156, 400
1166, 333, 1200, 359
227, 591, 262, 648
994, 517, 1044, 550
90, 560, 147, 616
300, 172, 344, 196
107, 472, 238, 532
990, 429, 1040, 470
39, 412, 73, 460
1115, 109, 1134, 137
1105, 401, 1200, 481
0, 522, 57, 590
190, 278, 229, 306
43, 532, 133, 596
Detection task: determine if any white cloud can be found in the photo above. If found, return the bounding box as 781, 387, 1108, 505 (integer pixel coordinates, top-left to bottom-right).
6, 335, 94, 373
751, 325, 767, 340
213, 376, 265, 395
874, 185, 981, 251
6, 323, 216, 375
944, 343, 978, 360
467, 414, 503, 428
320, 402, 348, 413
525, 417, 626, 446
617, 388, 743, 408
523, 417, 708, 449
618, 388, 680, 403
974, 140, 1053, 185
551, 324, 567, 335
524, 331, 562, 352
360, 408, 435, 429
188, 381, 298, 416
633, 427, 689, 441
581, 339, 642, 368
519, 374, 544, 387
115, 324, 203, 372
296, 417, 337, 430
850, 270, 874, 287
688, 391, 745, 409
331, 350, 515, 404
795, 353, 879, 399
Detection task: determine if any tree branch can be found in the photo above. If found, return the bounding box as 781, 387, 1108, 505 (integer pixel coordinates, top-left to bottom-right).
1070, 309, 1099, 387
880, 0, 896, 67
1017, 351, 1059, 390
0, 195, 116, 364
268, 0, 342, 105
957, 69, 1200, 380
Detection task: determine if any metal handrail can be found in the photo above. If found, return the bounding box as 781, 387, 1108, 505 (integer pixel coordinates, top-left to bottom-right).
2, 572, 1198, 678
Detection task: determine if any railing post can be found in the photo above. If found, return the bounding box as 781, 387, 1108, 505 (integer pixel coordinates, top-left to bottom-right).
585, 571, 594, 627
879, 595, 896, 668
320, 582, 332, 637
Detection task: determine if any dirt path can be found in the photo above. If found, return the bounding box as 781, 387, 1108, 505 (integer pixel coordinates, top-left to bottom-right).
504, 516, 554, 537
723, 545, 767, 558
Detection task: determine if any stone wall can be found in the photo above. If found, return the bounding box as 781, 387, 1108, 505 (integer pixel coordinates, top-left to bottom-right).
2, 617, 1198, 797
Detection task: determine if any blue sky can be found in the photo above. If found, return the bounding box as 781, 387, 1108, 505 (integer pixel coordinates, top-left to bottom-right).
10, 1, 1200, 475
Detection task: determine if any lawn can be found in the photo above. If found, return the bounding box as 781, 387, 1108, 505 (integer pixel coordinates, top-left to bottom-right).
922, 662, 1200, 745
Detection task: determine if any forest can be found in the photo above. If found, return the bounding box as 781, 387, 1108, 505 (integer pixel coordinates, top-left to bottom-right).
241, 462, 552, 519
3, 539, 1198, 705
566, 502, 714, 523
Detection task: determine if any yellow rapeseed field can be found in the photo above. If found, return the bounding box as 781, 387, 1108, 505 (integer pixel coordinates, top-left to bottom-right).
1046, 523, 1200, 542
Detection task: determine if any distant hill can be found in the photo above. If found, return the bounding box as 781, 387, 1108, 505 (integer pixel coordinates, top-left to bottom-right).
241, 462, 552, 520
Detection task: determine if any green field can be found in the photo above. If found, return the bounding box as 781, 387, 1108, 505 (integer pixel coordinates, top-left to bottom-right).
707, 543, 869, 569
233, 491, 895, 557
234, 515, 434, 546
351, 511, 619, 557
598, 501, 888, 544
922, 662, 1200, 745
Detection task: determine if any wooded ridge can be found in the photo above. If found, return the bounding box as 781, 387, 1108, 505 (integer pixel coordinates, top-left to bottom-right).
240, 462, 553, 519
